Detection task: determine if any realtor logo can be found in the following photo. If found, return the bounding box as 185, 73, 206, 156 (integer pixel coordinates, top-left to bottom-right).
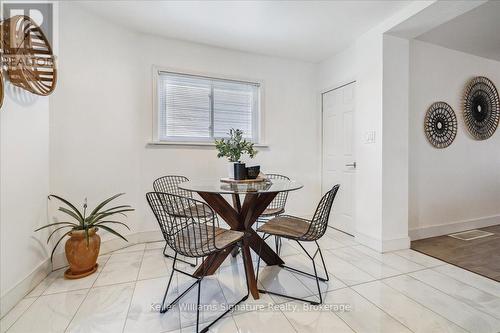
1, 2, 53, 45
0, 1, 57, 97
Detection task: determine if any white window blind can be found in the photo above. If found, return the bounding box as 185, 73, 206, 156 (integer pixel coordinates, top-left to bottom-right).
157, 71, 260, 142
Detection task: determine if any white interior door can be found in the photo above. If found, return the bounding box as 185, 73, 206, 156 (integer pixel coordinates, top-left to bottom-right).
322, 82, 356, 235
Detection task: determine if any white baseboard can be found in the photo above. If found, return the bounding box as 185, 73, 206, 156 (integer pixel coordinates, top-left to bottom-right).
355, 232, 410, 253
135, 230, 163, 243
381, 236, 411, 252
0, 259, 52, 318
409, 215, 500, 240
0, 230, 163, 318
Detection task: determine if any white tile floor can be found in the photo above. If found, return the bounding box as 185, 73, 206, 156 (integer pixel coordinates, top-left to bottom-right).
2, 228, 500, 333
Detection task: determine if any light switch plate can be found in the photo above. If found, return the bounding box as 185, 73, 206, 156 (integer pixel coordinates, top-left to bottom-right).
365, 131, 376, 144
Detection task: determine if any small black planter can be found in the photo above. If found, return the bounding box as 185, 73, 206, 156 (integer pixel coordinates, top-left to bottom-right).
246, 165, 260, 179
234, 162, 247, 180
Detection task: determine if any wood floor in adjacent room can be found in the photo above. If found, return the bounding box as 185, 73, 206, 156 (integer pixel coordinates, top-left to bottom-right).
411, 224, 500, 282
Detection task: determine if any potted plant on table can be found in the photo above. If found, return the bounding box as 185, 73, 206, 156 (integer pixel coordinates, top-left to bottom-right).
215, 128, 257, 179
36, 193, 133, 279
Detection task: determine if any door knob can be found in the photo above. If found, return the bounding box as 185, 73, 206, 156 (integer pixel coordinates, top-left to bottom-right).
345, 162, 356, 168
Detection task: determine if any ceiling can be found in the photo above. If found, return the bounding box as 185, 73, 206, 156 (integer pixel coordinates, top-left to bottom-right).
77, 0, 410, 63
417, 1, 500, 62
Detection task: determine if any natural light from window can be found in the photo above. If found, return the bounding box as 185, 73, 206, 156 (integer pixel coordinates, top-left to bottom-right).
156, 71, 260, 143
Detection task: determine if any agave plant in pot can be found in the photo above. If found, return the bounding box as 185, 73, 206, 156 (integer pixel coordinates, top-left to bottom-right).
215, 128, 257, 180
36, 193, 133, 279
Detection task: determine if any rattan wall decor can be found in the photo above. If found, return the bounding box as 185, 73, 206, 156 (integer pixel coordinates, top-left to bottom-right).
463, 76, 499, 140
0, 15, 57, 97
424, 101, 458, 148
0, 71, 3, 108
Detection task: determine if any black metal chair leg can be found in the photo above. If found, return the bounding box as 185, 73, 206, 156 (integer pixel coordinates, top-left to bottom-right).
279, 241, 329, 282
161, 242, 249, 333
160, 255, 177, 313
196, 275, 202, 333
231, 246, 240, 258
161, 253, 202, 314
311, 254, 323, 304
256, 237, 326, 305
199, 241, 249, 333
163, 242, 198, 267
316, 241, 329, 280
255, 233, 264, 283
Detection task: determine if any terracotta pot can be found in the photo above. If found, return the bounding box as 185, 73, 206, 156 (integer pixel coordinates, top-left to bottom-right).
64, 227, 100, 279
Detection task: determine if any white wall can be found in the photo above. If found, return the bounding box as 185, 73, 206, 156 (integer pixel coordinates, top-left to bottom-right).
316, 1, 499, 249
409, 40, 500, 239
0, 85, 50, 316
49, 3, 142, 243
315, 2, 439, 251
317, 32, 411, 251
50, 3, 321, 241
382, 35, 410, 247
317, 45, 357, 92
317, 33, 390, 251
351, 30, 386, 250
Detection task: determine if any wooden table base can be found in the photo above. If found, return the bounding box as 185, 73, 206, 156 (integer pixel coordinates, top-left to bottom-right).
193, 192, 284, 299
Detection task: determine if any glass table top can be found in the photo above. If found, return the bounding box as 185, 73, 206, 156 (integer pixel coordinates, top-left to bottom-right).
178, 179, 303, 194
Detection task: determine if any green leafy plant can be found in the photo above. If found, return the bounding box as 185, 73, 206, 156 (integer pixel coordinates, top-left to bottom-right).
215, 128, 257, 162
35, 193, 134, 261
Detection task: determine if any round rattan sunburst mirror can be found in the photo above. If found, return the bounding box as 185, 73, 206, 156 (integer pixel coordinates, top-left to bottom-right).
0, 71, 3, 108
0, 15, 57, 96
463, 76, 499, 140
424, 101, 457, 149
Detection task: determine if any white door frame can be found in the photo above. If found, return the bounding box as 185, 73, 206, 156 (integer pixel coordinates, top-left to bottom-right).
320, 80, 356, 236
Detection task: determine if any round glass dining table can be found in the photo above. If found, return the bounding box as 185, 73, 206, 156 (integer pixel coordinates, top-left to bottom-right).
178, 179, 303, 299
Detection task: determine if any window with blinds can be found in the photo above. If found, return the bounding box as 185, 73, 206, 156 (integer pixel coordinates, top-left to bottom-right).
156, 71, 260, 142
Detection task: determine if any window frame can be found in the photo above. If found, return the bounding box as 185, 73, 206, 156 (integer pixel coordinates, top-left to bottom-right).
152, 67, 263, 145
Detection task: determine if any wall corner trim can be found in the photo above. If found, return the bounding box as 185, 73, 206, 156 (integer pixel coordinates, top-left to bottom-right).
355, 232, 410, 253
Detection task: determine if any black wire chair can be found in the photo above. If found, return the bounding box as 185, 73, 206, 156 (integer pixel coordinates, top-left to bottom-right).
153, 175, 211, 267
256, 184, 340, 305
257, 174, 290, 255
146, 192, 249, 333
153, 175, 193, 198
